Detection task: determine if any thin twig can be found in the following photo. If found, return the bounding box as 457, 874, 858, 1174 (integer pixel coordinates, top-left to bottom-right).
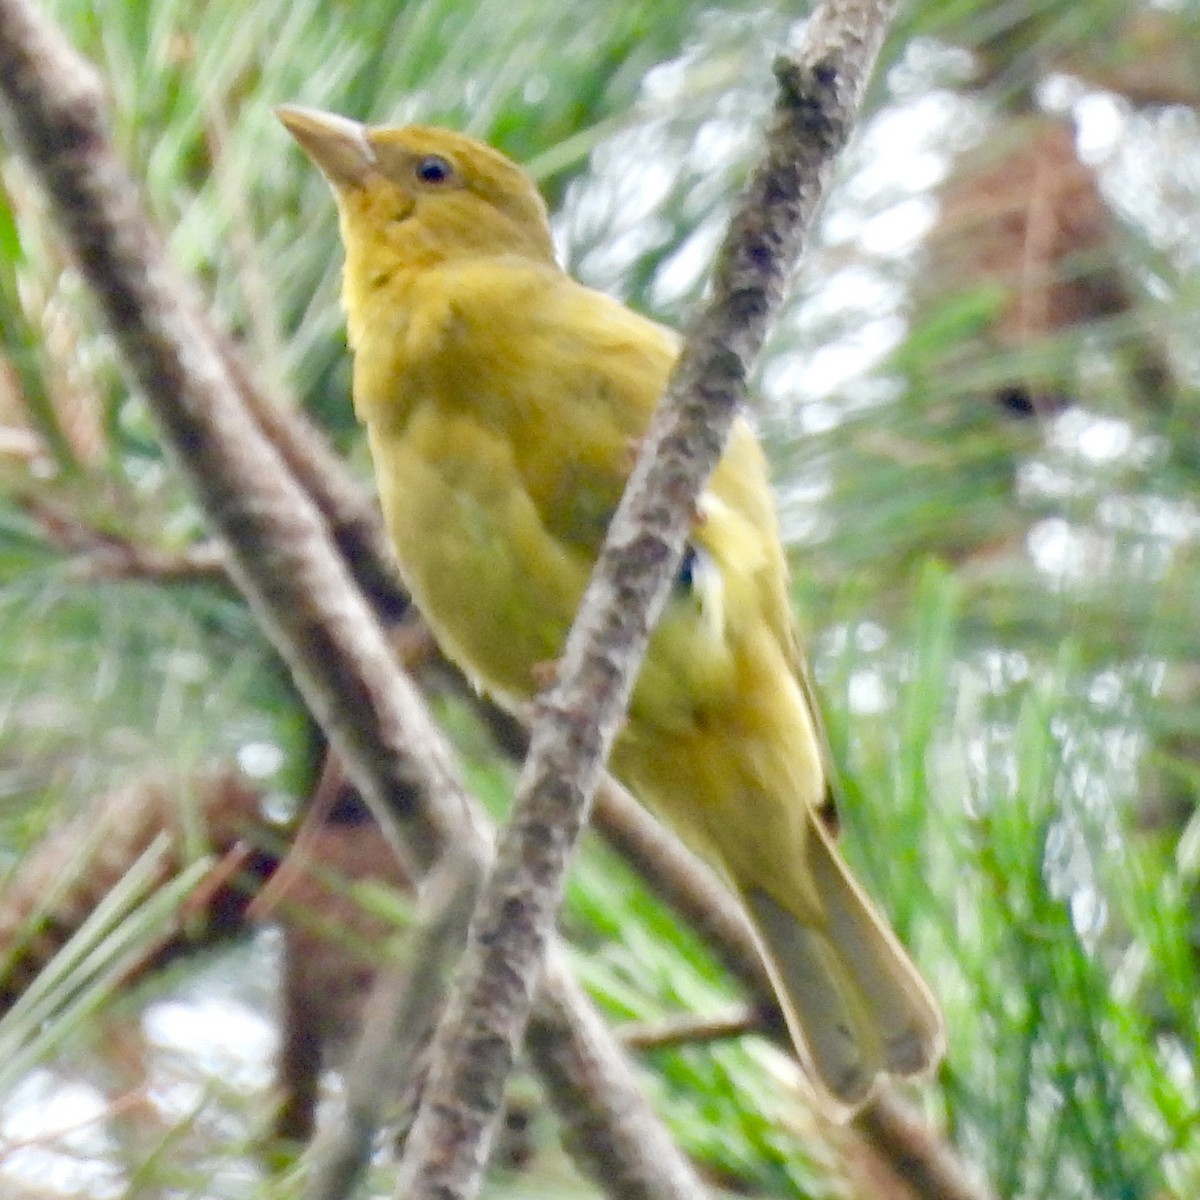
618, 1008, 763, 1052
394, 3, 902, 1198
18, 492, 229, 584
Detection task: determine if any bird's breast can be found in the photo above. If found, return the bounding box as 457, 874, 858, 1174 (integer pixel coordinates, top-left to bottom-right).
365, 403, 593, 710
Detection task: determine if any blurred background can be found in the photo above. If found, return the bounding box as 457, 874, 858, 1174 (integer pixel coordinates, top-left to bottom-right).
1, 0, 1198, 1196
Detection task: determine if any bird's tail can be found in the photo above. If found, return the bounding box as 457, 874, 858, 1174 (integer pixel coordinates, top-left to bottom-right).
743, 815, 945, 1119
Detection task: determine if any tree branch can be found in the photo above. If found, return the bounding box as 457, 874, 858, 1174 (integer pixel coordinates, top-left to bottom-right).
394, 3, 901, 1198
0, 6, 708, 1198
0, 0, 469, 878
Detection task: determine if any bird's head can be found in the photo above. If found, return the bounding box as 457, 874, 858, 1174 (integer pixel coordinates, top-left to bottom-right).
276, 105, 556, 270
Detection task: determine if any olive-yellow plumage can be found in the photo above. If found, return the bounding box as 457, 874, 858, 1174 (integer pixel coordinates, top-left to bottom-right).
277, 104, 945, 1116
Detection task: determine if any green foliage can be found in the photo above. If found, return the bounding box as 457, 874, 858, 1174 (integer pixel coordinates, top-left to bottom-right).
0, 841, 213, 1094
1, 0, 1198, 1196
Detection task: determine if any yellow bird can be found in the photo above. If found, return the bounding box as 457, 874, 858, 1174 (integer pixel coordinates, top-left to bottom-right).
277, 105, 944, 1116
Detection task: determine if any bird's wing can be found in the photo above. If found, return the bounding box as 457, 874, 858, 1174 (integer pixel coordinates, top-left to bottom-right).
391, 261, 680, 560
518, 277, 681, 552
707, 419, 843, 829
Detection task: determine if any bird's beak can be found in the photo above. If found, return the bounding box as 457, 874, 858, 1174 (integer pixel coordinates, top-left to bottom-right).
275, 104, 377, 188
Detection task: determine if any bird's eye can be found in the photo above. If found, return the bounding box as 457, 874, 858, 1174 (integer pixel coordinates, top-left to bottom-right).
415, 154, 454, 185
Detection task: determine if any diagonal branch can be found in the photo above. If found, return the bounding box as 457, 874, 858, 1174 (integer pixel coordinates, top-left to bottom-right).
0, 0, 467, 877
394, 3, 903, 1198
0, 6, 706, 1199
